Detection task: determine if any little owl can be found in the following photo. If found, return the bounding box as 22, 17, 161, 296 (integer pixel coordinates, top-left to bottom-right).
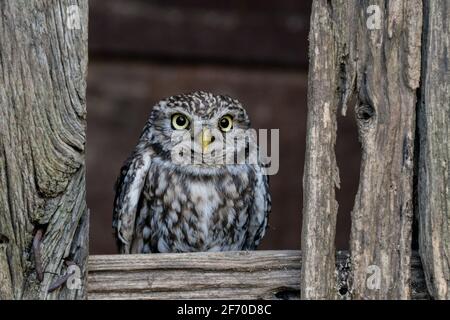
113, 91, 271, 253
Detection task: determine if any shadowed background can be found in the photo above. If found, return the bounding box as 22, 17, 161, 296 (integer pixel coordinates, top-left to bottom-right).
87, 0, 361, 254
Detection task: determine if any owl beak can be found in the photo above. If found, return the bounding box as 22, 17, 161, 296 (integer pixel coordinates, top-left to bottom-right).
201, 128, 213, 152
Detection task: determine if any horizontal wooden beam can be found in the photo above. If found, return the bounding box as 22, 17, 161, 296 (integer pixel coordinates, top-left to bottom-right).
87, 251, 429, 299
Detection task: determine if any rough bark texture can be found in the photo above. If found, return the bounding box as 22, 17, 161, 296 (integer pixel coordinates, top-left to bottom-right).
303, 0, 422, 299
88, 250, 428, 300
301, 0, 347, 300
349, 0, 422, 300
417, 0, 450, 300
0, 0, 88, 299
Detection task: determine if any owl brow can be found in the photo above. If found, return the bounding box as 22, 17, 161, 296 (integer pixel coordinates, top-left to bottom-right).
168, 103, 192, 117
226, 105, 243, 112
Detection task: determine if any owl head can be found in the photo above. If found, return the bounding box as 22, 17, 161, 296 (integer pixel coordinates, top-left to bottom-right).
142, 91, 256, 169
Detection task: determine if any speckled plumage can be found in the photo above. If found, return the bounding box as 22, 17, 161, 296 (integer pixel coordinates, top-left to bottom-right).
113, 91, 271, 253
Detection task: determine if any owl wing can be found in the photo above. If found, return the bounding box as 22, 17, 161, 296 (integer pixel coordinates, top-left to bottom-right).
243, 164, 271, 250
113, 143, 153, 253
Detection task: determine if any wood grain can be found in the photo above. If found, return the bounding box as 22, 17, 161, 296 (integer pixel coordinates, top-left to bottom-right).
87, 251, 429, 300
348, 0, 422, 300
303, 0, 422, 299
0, 0, 88, 299
417, 0, 450, 300
301, 0, 349, 300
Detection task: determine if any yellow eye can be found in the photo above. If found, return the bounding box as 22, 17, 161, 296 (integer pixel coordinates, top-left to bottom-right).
171, 113, 190, 130
218, 115, 233, 132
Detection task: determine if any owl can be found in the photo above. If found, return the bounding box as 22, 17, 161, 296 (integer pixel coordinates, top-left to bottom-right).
112, 91, 271, 254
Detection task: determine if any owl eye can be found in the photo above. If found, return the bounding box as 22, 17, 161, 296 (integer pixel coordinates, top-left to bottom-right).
218, 115, 233, 132
171, 113, 190, 130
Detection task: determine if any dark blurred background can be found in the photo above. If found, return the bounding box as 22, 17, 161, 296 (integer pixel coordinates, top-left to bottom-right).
87, 0, 361, 254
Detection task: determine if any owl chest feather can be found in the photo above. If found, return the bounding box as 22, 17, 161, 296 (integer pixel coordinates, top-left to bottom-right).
134, 160, 255, 253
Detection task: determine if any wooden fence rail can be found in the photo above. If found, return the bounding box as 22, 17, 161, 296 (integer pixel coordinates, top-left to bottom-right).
87, 251, 429, 300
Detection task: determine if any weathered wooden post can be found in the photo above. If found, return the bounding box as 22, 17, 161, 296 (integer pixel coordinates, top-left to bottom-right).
417, 0, 450, 300
301, 0, 345, 299
0, 0, 88, 299
302, 0, 422, 299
